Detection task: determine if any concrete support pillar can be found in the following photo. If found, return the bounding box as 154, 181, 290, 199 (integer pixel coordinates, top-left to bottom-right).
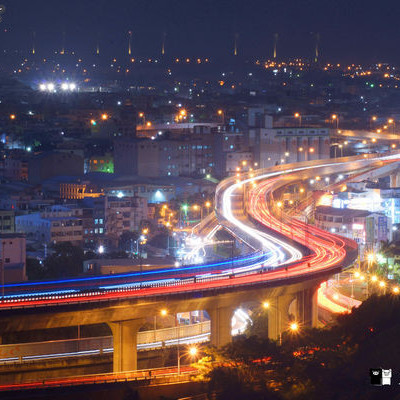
267, 295, 293, 342
390, 173, 400, 189
108, 319, 143, 373
295, 286, 318, 328
208, 306, 234, 347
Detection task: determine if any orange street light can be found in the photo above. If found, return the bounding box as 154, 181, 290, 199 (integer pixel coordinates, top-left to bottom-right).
290, 322, 299, 332
262, 301, 270, 309
160, 308, 168, 316
331, 114, 339, 128
188, 346, 198, 357
9, 114, 16, 120
101, 113, 109, 120
294, 112, 302, 126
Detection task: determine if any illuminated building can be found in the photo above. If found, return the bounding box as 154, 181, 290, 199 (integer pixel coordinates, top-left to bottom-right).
86, 154, 114, 174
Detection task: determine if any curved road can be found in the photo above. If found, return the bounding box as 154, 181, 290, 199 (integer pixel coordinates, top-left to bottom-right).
0, 153, 399, 310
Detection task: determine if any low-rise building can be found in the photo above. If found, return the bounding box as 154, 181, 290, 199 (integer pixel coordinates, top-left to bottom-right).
105, 196, 148, 246
0, 210, 15, 233
16, 205, 83, 245
315, 206, 392, 256
0, 233, 26, 283
81, 197, 106, 249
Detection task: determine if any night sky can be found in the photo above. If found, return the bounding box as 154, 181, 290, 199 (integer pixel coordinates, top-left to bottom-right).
2, 0, 400, 63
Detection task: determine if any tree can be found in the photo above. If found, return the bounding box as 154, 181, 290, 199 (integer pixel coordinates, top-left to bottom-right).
26, 258, 46, 280
118, 231, 139, 253
198, 295, 400, 400
44, 242, 85, 278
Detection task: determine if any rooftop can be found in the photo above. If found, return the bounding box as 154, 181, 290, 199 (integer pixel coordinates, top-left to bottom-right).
315, 206, 371, 218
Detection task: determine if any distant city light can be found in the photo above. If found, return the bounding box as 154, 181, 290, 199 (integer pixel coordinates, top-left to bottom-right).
39, 82, 77, 92
98, 245, 105, 254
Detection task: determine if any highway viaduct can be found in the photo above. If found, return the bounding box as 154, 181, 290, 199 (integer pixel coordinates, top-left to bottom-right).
1, 152, 400, 377
0, 273, 326, 373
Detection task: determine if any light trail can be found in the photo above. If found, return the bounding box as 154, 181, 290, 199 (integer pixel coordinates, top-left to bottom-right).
0, 153, 399, 309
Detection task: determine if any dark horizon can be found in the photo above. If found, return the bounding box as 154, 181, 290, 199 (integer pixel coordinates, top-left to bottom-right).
0, 0, 399, 64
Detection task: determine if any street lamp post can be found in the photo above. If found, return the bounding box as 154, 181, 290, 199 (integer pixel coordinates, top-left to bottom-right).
294, 112, 302, 127
138, 112, 146, 125
217, 109, 224, 124
370, 116, 377, 130
262, 301, 299, 345
331, 114, 339, 129
276, 201, 283, 233
178, 345, 198, 375
1, 241, 5, 297
388, 118, 395, 134
330, 143, 343, 158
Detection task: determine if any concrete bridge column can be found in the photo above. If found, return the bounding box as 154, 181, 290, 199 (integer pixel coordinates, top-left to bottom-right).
267, 295, 294, 342
295, 286, 318, 328
208, 305, 234, 347
390, 173, 400, 188
108, 319, 143, 373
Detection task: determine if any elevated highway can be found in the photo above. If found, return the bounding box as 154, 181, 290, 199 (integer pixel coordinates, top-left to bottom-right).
0, 152, 399, 376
